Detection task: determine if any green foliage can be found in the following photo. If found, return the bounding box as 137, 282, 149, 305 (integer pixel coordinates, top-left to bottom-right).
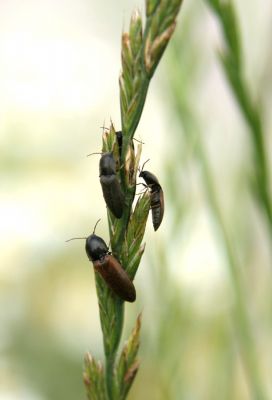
84, 354, 107, 400
124, 192, 150, 280
120, 0, 183, 145
158, 1, 270, 398
144, 0, 183, 77
115, 315, 142, 400
206, 0, 272, 235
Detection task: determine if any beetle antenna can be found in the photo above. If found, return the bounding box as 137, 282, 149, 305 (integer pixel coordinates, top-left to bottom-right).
66, 237, 86, 242
139, 159, 150, 175
93, 218, 101, 234
87, 152, 103, 157
133, 137, 145, 145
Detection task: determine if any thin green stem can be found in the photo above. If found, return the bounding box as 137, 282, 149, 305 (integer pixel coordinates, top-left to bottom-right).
197, 140, 267, 400
110, 192, 134, 255
121, 77, 149, 154
102, 298, 124, 399
222, 58, 272, 238
166, 27, 267, 398
206, 0, 272, 238
105, 355, 115, 400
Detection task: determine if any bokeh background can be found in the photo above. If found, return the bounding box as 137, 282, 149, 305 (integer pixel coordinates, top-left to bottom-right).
1, 0, 272, 399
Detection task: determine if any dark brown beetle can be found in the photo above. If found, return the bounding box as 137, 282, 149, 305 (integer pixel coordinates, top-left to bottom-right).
139, 162, 164, 231
67, 220, 136, 302
115, 130, 143, 157
99, 152, 125, 218
115, 130, 123, 159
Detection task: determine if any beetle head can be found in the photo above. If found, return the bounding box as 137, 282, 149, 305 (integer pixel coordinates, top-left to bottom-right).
85, 219, 109, 261
138, 159, 150, 177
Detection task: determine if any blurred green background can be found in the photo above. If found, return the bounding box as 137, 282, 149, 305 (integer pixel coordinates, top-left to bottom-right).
1, 0, 272, 399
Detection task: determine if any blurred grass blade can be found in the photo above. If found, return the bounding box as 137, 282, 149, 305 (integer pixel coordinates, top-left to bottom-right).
115, 314, 142, 399
206, 0, 272, 236
83, 353, 107, 400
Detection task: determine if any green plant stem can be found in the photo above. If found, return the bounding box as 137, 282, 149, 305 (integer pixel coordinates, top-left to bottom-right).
167, 30, 267, 398
103, 299, 124, 400
105, 355, 115, 400
230, 74, 272, 237
205, 0, 272, 238
174, 85, 267, 400
121, 79, 149, 157
196, 140, 267, 400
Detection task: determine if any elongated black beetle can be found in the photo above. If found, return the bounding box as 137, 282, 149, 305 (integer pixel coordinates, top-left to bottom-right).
115, 130, 143, 157
99, 152, 125, 218
100, 127, 143, 161
115, 130, 123, 159
66, 220, 136, 302
139, 161, 164, 231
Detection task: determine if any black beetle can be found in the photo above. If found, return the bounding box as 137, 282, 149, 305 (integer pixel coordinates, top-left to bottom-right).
139, 162, 164, 231
115, 130, 123, 159
115, 130, 143, 157
67, 220, 136, 302
98, 127, 123, 159
99, 152, 125, 218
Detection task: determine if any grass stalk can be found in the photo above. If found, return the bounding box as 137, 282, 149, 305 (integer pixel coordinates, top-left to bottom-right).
205, 0, 272, 238
84, 1, 184, 399
166, 25, 267, 398
197, 141, 267, 400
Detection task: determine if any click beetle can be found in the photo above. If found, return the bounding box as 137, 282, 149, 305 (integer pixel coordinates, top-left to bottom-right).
139, 161, 164, 231
99, 152, 125, 218
67, 220, 136, 302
